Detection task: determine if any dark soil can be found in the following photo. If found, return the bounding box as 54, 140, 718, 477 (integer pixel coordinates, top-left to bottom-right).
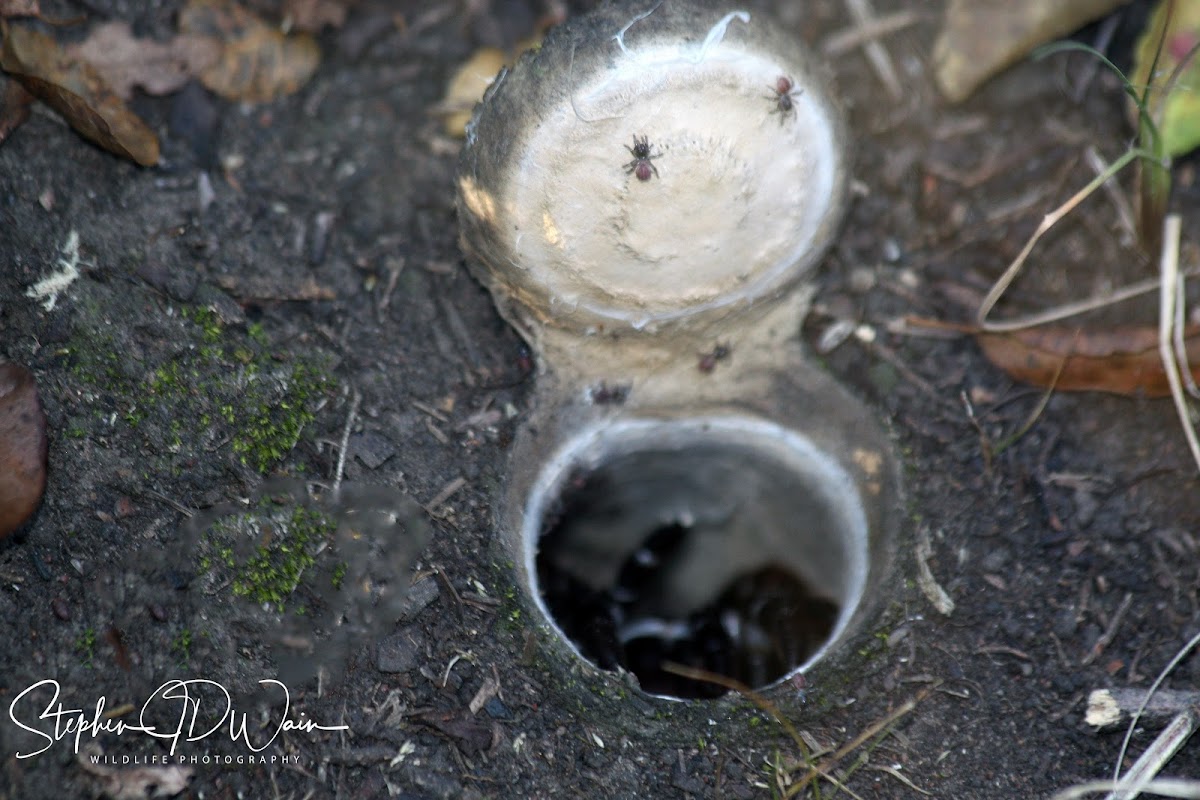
2, 1, 1199, 798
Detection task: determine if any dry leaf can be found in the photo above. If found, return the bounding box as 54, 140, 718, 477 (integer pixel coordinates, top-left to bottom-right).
283, 0, 355, 32
0, 0, 39, 18
67, 21, 220, 100
0, 362, 47, 539
179, 0, 320, 103
976, 325, 1200, 396
0, 23, 159, 165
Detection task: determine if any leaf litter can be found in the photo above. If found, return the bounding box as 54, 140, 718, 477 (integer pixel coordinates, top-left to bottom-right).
0, 0, 328, 164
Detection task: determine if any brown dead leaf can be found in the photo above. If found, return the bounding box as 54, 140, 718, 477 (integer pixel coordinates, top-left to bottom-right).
976, 325, 1200, 396
283, 0, 355, 32
0, 0, 39, 18
180, 0, 320, 103
67, 21, 220, 100
0, 23, 159, 165
0, 74, 32, 144
0, 362, 47, 539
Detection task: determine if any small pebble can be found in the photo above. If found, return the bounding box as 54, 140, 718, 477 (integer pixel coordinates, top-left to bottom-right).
149, 604, 168, 622
51, 597, 70, 621
115, 496, 135, 519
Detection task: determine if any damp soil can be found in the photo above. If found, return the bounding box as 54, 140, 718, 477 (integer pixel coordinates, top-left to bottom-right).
2, 1, 1200, 798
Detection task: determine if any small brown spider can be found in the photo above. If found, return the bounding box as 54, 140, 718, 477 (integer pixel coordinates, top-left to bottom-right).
767, 75, 802, 123
624, 134, 660, 181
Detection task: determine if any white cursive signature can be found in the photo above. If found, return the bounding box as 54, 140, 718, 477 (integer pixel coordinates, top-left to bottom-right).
8, 679, 348, 758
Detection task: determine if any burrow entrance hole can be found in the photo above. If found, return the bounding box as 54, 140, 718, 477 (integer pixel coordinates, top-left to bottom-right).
532, 422, 867, 700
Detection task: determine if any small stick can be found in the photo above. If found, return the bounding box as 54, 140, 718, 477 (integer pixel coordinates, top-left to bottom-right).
823, 9, 920, 57
1086, 687, 1200, 731
1081, 591, 1133, 666
842, 0, 904, 100
424, 477, 466, 513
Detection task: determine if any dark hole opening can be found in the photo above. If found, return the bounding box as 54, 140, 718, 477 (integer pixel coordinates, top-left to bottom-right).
536, 453, 841, 700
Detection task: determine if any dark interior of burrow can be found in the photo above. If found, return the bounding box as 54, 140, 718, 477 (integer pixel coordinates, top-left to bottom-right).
535, 444, 841, 700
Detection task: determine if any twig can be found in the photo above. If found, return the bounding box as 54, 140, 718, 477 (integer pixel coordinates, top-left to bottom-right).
842, 0, 904, 100
1086, 688, 1200, 731
823, 9, 920, 57
424, 477, 466, 513
1082, 591, 1133, 667
1157, 214, 1200, 476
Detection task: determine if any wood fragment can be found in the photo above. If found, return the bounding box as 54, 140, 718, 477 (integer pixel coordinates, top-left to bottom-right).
468, 675, 500, 715
1086, 688, 1200, 730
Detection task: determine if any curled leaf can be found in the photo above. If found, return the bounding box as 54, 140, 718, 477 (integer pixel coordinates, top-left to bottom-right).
976, 325, 1200, 396
180, 0, 320, 103
0, 23, 159, 165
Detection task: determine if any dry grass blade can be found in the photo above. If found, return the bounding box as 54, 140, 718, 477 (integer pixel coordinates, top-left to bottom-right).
785, 685, 934, 798
1156, 214, 1200, 476
1112, 628, 1200, 796
659, 661, 813, 763
976, 147, 1149, 332
1107, 711, 1197, 800
1051, 778, 1200, 800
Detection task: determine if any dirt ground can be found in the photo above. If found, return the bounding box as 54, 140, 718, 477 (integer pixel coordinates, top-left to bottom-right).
2, 0, 1200, 797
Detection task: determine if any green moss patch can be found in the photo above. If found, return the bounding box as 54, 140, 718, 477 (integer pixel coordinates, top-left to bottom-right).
65, 302, 334, 475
